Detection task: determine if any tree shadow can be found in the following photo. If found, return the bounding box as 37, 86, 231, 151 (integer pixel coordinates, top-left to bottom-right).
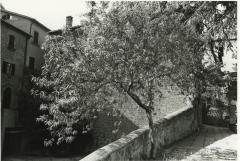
91, 109, 139, 151
159, 124, 237, 160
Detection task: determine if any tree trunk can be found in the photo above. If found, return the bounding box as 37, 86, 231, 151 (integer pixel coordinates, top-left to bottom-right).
194, 94, 202, 128
125, 89, 155, 159
209, 41, 218, 64
146, 109, 155, 159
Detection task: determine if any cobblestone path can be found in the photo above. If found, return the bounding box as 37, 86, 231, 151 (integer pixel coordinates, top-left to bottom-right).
159, 125, 237, 161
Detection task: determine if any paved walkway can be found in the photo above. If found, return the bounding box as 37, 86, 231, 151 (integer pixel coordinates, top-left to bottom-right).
159, 124, 237, 161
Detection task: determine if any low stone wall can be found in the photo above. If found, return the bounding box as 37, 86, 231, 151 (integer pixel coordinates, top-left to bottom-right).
91, 87, 187, 150
80, 106, 198, 161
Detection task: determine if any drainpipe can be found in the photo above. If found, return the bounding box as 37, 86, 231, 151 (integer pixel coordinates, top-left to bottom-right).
26, 22, 34, 68
22, 22, 33, 87
22, 37, 29, 87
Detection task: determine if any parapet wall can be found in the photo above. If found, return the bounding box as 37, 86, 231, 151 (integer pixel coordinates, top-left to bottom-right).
81, 106, 198, 161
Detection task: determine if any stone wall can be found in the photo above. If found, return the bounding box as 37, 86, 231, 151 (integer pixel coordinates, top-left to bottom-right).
91, 110, 139, 150
91, 87, 187, 151
81, 106, 198, 161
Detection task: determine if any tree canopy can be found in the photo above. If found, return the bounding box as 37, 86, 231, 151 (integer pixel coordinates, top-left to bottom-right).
32, 1, 236, 157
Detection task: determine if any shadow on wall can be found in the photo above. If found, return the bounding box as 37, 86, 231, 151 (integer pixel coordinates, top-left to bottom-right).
88, 86, 187, 154
91, 109, 139, 150
80, 107, 199, 161
44, 110, 139, 156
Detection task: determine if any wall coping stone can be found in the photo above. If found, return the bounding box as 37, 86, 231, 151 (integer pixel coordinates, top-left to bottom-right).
81, 127, 149, 161
163, 106, 192, 121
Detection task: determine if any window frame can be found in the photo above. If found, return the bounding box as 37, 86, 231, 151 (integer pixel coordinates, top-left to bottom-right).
33, 31, 39, 45
28, 56, 35, 71
8, 35, 15, 50
2, 61, 15, 76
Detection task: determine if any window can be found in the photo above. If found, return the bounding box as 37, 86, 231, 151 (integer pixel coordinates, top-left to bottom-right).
2, 14, 10, 20
8, 35, 15, 49
2, 61, 15, 75
2, 88, 12, 108
33, 31, 39, 45
29, 57, 35, 71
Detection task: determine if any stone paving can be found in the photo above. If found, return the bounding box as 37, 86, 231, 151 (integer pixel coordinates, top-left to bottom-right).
159, 124, 238, 161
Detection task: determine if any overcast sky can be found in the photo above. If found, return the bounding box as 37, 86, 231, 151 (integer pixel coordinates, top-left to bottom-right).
1, 0, 89, 30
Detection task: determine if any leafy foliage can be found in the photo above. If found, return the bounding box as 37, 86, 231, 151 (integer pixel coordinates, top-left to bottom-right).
33, 2, 236, 156
32, 29, 113, 146
170, 1, 236, 103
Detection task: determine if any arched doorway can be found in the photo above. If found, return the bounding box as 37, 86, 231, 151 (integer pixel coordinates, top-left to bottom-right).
2, 87, 12, 109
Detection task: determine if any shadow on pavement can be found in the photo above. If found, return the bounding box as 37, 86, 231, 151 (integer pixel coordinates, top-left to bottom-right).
159, 124, 237, 161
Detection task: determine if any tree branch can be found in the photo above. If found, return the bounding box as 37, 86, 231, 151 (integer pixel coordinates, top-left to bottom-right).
126, 90, 152, 111
119, 82, 152, 111
208, 41, 218, 63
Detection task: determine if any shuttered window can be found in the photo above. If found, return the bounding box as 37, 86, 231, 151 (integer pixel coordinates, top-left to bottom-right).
2, 61, 15, 76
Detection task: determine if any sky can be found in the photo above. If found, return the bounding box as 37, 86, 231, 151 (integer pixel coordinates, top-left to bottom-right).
1, 0, 90, 30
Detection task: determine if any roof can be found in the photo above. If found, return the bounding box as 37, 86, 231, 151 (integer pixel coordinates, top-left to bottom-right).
48, 25, 83, 35
1, 9, 50, 31
0, 3, 5, 9
1, 19, 32, 37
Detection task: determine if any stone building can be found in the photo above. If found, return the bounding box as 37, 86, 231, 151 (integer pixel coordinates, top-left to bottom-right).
1, 8, 50, 71
1, 18, 31, 151
1, 8, 50, 155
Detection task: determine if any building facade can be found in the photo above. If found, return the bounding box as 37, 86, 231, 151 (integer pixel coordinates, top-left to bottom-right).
1, 19, 31, 149
1, 9, 50, 71
1, 8, 50, 155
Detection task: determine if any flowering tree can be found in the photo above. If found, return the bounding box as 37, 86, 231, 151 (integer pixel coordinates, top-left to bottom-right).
81, 1, 207, 157
32, 29, 113, 146
33, 1, 236, 158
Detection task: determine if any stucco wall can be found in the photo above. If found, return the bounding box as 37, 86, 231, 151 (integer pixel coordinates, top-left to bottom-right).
26, 23, 48, 70
1, 11, 49, 70
81, 106, 198, 161
1, 22, 27, 110
1, 21, 28, 148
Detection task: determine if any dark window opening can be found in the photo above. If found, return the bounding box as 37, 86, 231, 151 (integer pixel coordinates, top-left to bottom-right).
2, 88, 12, 109
8, 35, 15, 49
2, 14, 10, 20
2, 61, 7, 73
2, 61, 15, 75
29, 57, 35, 71
33, 31, 39, 45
